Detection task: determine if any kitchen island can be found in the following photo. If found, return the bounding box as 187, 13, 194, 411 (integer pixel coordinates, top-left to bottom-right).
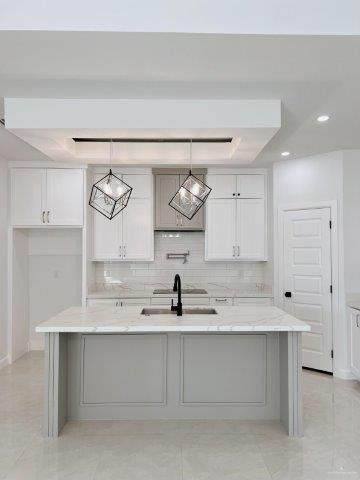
36, 305, 310, 438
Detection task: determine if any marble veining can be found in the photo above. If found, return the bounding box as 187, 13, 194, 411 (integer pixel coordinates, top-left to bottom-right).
36, 305, 310, 333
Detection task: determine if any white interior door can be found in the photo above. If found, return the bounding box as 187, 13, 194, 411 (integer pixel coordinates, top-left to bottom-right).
206, 199, 236, 260
283, 208, 332, 372
122, 199, 153, 260
46, 169, 84, 225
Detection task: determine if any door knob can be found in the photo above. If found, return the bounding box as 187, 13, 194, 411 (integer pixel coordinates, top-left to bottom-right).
284, 291, 292, 298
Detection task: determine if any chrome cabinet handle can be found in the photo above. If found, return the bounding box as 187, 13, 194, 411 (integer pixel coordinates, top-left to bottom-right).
46, 211, 50, 223
123, 246, 126, 257
233, 246, 236, 257
180, 216, 183, 227
42, 211, 45, 223
237, 246, 240, 257
215, 298, 227, 302
356, 314, 360, 328
119, 246, 122, 257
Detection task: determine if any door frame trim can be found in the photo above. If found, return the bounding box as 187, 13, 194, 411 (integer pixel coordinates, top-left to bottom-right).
275, 201, 339, 373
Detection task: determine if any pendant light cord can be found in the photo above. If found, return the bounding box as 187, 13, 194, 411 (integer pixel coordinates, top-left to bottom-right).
109, 138, 113, 175
189, 139, 192, 175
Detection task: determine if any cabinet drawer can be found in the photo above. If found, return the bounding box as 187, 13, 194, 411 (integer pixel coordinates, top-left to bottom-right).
210, 297, 233, 306
87, 299, 120, 307
233, 297, 273, 305
151, 296, 209, 306
121, 298, 150, 306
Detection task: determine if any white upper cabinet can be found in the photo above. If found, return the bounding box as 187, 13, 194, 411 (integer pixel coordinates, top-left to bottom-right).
207, 173, 265, 199
206, 199, 237, 260
205, 171, 267, 261
92, 172, 154, 261
11, 168, 84, 226
11, 168, 46, 225
236, 199, 266, 259
206, 175, 237, 198
93, 208, 122, 260
237, 175, 265, 198
46, 169, 84, 225
123, 199, 153, 260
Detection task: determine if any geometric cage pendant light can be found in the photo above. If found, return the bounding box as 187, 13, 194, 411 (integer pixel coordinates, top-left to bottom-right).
169, 140, 212, 220
89, 140, 133, 220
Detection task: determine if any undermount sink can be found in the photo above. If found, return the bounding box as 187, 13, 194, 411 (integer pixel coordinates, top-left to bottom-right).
153, 289, 208, 295
141, 308, 217, 316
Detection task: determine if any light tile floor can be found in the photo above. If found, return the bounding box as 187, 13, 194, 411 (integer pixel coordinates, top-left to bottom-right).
1, 352, 360, 479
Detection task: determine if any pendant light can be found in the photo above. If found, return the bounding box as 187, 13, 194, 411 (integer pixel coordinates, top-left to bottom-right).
169, 140, 212, 220
89, 140, 132, 219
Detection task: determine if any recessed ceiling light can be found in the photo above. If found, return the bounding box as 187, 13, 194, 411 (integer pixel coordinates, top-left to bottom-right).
281, 151, 290, 157
317, 115, 330, 123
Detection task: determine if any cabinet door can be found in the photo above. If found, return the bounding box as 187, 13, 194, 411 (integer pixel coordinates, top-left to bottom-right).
122, 174, 152, 199
205, 199, 236, 260
155, 175, 179, 229
93, 209, 122, 260
207, 174, 236, 198
350, 309, 360, 379
11, 168, 46, 225
123, 198, 153, 260
236, 199, 266, 260
46, 169, 84, 225
237, 175, 265, 198
178, 174, 204, 230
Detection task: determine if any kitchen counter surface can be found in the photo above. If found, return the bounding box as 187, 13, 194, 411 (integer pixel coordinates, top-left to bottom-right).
87, 283, 273, 299
36, 305, 309, 333
347, 293, 360, 310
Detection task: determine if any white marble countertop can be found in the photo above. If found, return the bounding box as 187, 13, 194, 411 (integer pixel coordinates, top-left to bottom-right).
36, 305, 310, 333
87, 282, 273, 299
347, 293, 360, 310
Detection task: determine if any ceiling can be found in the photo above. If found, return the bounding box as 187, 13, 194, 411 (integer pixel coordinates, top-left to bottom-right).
0, 31, 360, 166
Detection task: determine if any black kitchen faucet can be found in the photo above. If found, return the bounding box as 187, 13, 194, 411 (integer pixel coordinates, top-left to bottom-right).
171, 274, 183, 316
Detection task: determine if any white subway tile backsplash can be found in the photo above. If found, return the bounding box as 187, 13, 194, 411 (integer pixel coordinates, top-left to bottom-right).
95, 232, 269, 285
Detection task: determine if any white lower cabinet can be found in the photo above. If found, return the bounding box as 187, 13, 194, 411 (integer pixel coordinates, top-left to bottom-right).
151, 297, 209, 306
206, 198, 266, 260
233, 297, 273, 306
350, 308, 360, 379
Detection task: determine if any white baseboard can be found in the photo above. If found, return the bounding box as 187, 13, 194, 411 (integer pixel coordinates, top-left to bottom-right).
0, 355, 9, 370
28, 338, 44, 351
333, 368, 356, 380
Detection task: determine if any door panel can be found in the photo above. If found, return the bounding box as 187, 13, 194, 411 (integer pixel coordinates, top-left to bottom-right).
237, 175, 265, 198
46, 169, 84, 225
122, 198, 153, 260
155, 175, 179, 229
207, 174, 236, 198
206, 199, 236, 260
283, 208, 332, 372
11, 168, 46, 225
236, 199, 266, 259
93, 208, 122, 260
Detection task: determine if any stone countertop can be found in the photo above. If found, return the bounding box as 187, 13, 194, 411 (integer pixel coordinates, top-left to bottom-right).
347, 293, 360, 310
86, 283, 273, 299
36, 305, 309, 333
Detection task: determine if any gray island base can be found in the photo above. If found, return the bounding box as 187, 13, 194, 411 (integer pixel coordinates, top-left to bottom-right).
37, 305, 310, 438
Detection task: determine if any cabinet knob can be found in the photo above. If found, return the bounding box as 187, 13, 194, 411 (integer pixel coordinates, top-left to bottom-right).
46, 211, 50, 223
232, 193, 236, 196
284, 291, 292, 298
237, 245, 240, 256
233, 246, 236, 257
237, 193, 240, 196
42, 211, 45, 223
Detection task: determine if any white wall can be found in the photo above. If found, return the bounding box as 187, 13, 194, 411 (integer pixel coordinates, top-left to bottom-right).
273, 151, 348, 378
342, 150, 360, 294
27, 229, 82, 350
0, 156, 8, 366
94, 231, 270, 288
